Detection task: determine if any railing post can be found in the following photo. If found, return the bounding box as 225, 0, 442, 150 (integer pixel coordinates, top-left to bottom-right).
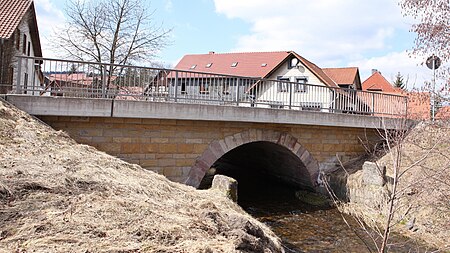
236, 77, 240, 106
289, 81, 292, 109
404, 96, 409, 119
15, 57, 23, 94
372, 92, 375, 115
174, 71, 178, 102
102, 64, 107, 98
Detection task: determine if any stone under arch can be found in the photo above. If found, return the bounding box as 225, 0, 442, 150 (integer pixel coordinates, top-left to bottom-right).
185, 129, 320, 189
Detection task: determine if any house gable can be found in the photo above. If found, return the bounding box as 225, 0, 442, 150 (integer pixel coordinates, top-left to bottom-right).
362, 71, 401, 93
322, 67, 361, 90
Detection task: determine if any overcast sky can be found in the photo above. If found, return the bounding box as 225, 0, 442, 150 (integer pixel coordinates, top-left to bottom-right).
34, 0, 440, 89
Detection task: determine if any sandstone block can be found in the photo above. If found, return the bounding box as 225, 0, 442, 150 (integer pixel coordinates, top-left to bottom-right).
121, 143, 140, 154
178, 144, 194, 153
159, 144, 178, 153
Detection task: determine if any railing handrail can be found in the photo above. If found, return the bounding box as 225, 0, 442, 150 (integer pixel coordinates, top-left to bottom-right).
18, 55, 408, 99
11, 56, 408, 117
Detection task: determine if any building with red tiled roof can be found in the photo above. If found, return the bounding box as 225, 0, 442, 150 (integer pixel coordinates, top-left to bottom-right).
323, 67, 361, 89
436, 106, 450, 120
174, 51, 343, 88
0, 0, 42, 94
171, 51, 369, 111
361, 70, 431, 120
362, 70, 402, 93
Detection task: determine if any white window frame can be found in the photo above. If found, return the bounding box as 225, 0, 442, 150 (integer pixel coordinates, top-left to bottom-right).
277, 77, 290, 92
295, 77, 308, 92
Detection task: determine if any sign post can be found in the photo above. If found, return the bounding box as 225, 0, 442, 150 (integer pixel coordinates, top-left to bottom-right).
426, 55, 441, 121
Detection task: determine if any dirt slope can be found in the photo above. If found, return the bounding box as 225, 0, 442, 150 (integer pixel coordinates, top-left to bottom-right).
345, 121, 450, 249
0, 99, 283, 253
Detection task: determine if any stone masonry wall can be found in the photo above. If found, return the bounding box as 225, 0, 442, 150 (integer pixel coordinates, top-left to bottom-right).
38, 116, 381, 184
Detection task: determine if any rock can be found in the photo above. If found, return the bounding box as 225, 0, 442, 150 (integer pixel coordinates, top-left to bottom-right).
295, 190, 331, 207
362, 161, 386, 186
406, 217, 416, 230
211, 175, 238, 202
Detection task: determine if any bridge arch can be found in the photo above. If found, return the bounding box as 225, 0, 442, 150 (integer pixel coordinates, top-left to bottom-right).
185, 129, 320, 189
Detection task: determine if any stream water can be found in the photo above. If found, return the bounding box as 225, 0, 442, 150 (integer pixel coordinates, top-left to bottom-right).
233, 172, 431, 253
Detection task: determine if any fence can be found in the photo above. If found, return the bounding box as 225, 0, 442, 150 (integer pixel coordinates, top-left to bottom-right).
2, 56, 408, 117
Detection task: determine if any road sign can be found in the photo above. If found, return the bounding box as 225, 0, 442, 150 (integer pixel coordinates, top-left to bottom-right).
426, 55, 441, 70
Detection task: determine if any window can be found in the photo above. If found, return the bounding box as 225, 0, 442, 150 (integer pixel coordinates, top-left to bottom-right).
295, 77, 308, 92
8, 67, 14, 85
231, 62, 238, 67
27, 41, 31, 56
205, 63, 212, 68
261, 63, 267, 67
22, 34, 27, 54
199, 81, 209, 94
181, 80, 187, 94
277, 77, 290, 92
190, 65, 196, 69
15, 29, 20, 50
288, 57, 299, 69
23, 73, 28, 94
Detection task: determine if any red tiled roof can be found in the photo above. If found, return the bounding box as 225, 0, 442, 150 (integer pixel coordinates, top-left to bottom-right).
48, 73, 117, 85
0, 0, 32, 39
406, 92, 431, 120
322, 67, 359, 85
173, 51, 339, 88
436, 106, 450, 120
362, 71, 402, 93
174, 51, 290, 78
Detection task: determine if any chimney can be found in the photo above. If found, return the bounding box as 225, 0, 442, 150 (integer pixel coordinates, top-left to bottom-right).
209, 51, 215, 55
372, 69, 379, 74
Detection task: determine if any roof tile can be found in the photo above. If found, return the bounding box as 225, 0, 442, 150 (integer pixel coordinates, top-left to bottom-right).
322, 67, 358, 85
174, 51, 291, 78
362, 71, 402, 93
0, 0, 32, 39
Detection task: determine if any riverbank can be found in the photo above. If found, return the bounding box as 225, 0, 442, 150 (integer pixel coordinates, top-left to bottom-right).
341, 121, 450, 250
0, 99, 283, 252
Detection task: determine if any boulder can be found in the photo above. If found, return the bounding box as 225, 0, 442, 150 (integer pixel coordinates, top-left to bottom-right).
362, 161, 386, 186
211, 175, 238, 202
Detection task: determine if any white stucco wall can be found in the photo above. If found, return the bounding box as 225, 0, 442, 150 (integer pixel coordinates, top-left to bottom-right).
255, 58, 332, 111
11, 9, 43, 96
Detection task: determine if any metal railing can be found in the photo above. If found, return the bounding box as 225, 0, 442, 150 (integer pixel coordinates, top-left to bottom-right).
2, 56, 408, 117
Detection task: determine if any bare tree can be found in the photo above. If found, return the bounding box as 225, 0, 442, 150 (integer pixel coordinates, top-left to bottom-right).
55, 0, 171, 66
401, 0, 450, 90
321, 112, 450, 252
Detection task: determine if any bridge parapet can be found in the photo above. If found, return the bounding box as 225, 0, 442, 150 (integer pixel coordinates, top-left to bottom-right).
4, 56, 408, 118
4, 95, 410, 130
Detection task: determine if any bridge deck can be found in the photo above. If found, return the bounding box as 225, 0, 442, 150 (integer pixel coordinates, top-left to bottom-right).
4, 95, 410, 130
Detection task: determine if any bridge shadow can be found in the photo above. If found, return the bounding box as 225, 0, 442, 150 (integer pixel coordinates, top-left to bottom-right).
198, 141, 327, 211
186, 130, 321, 190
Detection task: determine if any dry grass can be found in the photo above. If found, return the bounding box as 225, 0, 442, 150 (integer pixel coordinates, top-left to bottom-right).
343, 121, 450, 250
378, 121, 450, 249
0, 99, 283, 253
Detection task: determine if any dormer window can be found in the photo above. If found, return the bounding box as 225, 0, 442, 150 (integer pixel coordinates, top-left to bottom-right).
261, 63, 267, 67
190, 64, 197, 69
206, 63, 213, 68
231, 62, 238, 67
289, 58, 299, 69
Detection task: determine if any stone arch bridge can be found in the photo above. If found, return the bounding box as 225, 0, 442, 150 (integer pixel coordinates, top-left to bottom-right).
5, 96, 406, 189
